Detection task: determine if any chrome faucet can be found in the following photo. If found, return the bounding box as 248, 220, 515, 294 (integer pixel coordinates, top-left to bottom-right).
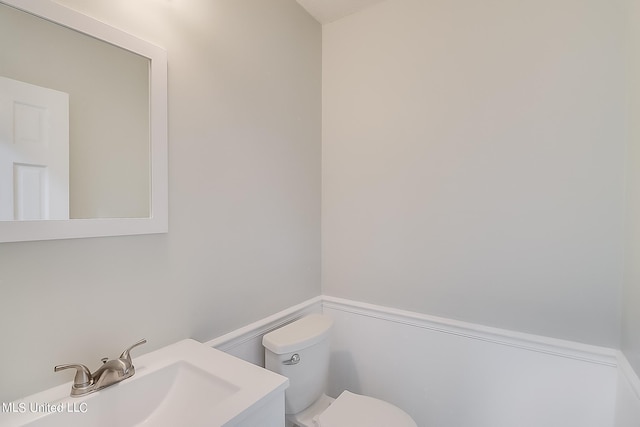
54, 339, 147, 397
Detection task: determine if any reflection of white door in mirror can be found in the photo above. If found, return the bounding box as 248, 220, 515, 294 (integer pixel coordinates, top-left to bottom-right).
0, 76, 69, 221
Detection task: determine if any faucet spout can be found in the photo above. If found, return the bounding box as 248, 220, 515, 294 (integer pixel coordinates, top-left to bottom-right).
91, 358, 131, 389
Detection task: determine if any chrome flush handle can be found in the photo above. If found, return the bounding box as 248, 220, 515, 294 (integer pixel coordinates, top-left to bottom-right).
283, 354, 300, 365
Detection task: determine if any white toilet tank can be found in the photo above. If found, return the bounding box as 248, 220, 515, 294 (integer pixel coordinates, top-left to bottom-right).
263, 314, 333, 414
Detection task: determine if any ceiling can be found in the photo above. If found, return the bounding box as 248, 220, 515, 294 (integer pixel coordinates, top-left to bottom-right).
296, 0, 386, 24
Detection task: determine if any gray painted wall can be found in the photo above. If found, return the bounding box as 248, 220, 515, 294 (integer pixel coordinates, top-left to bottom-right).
0, 0, 321, 403
622, 0, 640, 380
322, 0, 626, 347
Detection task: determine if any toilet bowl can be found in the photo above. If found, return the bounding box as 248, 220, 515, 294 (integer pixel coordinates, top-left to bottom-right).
262, 314, 417, 427
317, 390, 416, 427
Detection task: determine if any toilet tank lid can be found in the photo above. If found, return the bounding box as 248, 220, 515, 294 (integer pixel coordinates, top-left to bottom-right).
263, 314, 333, 354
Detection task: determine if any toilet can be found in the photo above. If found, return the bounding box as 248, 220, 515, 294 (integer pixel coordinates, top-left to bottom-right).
262, 314, 417, 427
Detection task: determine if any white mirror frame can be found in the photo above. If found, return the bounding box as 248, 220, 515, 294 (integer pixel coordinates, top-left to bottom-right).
0, 0, 168, 243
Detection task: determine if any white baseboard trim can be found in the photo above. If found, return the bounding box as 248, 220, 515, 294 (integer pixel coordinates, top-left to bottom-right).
204, 296, 323, 352
618, 351, 640, 401
321, 296, 618, 367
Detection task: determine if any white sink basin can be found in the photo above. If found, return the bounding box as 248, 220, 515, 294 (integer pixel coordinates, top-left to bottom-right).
0, 340, 288, 427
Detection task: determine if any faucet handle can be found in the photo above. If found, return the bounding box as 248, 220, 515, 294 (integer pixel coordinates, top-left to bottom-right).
54, 364, 92, 388
119, 338, 147, 362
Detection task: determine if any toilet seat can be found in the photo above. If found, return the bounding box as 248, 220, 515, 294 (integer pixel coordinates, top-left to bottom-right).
317, 391, 417, 427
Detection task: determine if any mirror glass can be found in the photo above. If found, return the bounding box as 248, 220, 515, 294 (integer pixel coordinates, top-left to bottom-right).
0, 2, 149, 220
0, 0, 167, 242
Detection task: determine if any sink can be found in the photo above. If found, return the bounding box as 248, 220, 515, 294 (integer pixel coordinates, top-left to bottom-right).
0, 340, 288, 427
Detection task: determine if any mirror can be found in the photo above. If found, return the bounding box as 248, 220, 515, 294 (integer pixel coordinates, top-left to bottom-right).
0, 0, 167, 242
